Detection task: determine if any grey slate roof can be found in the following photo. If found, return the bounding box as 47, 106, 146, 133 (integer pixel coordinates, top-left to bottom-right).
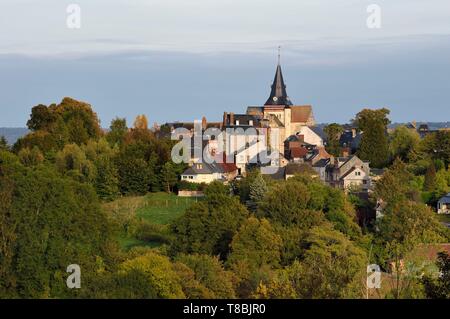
438, 193, 450, 204
182, 162, 223, 175
264, 64, 293, 106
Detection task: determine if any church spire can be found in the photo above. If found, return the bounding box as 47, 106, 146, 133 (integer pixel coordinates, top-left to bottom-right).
265, 47, 292, 106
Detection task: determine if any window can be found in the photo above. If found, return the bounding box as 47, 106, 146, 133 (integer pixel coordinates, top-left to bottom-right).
249, 120, 253, 126
355, 171, 361, 176
188, 176, 193, 180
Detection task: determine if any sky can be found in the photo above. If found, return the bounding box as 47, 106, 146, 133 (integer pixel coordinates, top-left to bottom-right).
1, 0, 450, 127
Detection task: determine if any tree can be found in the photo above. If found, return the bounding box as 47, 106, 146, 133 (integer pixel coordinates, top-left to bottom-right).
175, 254, 236, 299
249, 173, 268, 205
16, 98, 102, 154
374, 158, 420, 205
0, 136, 9, 151
419, 131, 450, 168
354, 108, 390, 168
55, 144, 96, 183
228, 217, 282, 269
422, 251, 450, 299
227, 217, 282, 298
133, 114, 149, 130
115, 252, 185, 299
18, 147, 44, 167
107, 117, 128, 148
117, 157, 152, 195
95, 155, 119, 201
170, 185, 249, 259
26, 104, 56, 131
389, 125, 420, 162
324, 123, 344, 156
287, 224, 367, 299
376, 200, 448, 246
424, 162, 437, 191
161, 161, 178, 193
0, 151, 115, 298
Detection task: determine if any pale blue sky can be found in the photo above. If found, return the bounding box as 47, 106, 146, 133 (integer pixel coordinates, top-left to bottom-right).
1, 0, 450, 126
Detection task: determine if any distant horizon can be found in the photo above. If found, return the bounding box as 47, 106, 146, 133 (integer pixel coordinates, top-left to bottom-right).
1, 1, 450, 126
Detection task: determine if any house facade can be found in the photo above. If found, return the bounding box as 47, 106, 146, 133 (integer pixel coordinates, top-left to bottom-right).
312, 155, 371, 191
437, 193, 450, 214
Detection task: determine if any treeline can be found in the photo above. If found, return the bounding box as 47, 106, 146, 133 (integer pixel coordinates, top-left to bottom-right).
8, 97, 185, 200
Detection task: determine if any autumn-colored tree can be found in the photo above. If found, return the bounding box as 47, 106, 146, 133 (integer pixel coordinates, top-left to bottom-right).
133, 114, 149, 130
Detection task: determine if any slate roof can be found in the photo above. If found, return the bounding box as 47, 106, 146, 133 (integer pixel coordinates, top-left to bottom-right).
438, 193, 450, 204
313, 158, 331, 168
265, 64, 293, 106
182, 160, 238, 176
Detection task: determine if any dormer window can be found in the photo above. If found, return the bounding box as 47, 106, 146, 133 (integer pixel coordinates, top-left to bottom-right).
196, 164, 203, 170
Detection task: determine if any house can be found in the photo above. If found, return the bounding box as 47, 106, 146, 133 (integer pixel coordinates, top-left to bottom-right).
437, 193, 450, 214
312, 155, 371, 191
180, 160, 238, 184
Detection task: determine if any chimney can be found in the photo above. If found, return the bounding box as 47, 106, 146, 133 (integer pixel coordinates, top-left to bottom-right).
230, 112, 235, 125
342, 147, 350, 157
223, 112, 228, 126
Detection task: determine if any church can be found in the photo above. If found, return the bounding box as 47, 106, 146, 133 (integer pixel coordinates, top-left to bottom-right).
222, 55, 322, 156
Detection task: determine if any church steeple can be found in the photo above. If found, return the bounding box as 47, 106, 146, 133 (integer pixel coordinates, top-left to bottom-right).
265, 47, 293, 106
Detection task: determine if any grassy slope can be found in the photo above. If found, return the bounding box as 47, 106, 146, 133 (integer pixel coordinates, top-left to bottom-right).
104, 193, 200, 251
136, 192, 200, 225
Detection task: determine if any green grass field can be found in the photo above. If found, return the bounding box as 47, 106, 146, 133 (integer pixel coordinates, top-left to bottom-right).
136, 192, 200, 225
105, 192, 201, 251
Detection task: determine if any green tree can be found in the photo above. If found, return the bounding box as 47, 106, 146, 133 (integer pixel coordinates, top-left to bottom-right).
374, 158, 420, 205
170, 185, 248, 258
18, 147, 44, 167
26, 104, 56, 131
95, 155, 120, 201
424, 162, 437, 191
249, 172, 268, 205
227, 217, 282, 298
0, 151, 115, 298
389, 125, 420, 162
228, 217, 282, 269
55, 143, 97, 183
324, 123, 344, 156
0, 136, 9, 151
115, 251, 185, 299
161, 161, 178, 193
287, 224, 366, 299
354, 108, 390, 168
107, 117, 128, 148
422, 251, 450, 299
175, 254, 236, 299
